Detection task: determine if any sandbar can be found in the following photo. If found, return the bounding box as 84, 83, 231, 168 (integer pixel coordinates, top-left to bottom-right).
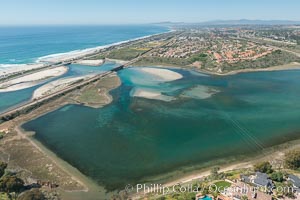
139, 67, 183, 81
32, 75, 93, 99
131, 88, 175, 101
0, 66, 68, 92
75, 59, 104, 66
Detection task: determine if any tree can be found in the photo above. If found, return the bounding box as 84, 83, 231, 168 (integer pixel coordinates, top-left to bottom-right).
284, 150, 300, 170
270, 171, 284, 182
17, 189, 46, 200
241, 195, 248, 200
210, 166, 220, 180
0, 161, 7, 178
0, 175, 24, 194
254, 161, 273, 173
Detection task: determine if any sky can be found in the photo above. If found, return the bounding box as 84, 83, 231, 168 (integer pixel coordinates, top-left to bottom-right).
1, 0, 300, 25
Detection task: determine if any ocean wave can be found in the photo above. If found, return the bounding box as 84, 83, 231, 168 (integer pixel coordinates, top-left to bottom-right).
0, 29, 172, 69
36, 30, 173, 63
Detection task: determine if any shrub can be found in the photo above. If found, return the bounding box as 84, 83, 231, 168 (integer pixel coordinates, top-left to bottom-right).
284, 150, 300, 170
17, 189, 46, 200
270, 171, 284, 182
0, 161, 7, 178
254, 161, 273, 173
0, 175, 24, 193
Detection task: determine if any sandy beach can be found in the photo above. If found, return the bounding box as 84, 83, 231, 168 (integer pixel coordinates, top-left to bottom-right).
37, 30, 170, 64
0, 66, 68, 92
0, 63, 46, 78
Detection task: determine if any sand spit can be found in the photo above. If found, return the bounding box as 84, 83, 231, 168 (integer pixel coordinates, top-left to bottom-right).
32, 75, 93, 99
0, 66, 68, 92
139, 67, 183, 82
75, 59, 104, 66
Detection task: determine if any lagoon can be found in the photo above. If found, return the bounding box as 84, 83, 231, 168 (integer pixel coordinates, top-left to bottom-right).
22, 67, 300, 190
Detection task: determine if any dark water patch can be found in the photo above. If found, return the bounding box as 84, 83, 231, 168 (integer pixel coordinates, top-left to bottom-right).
22, 68, 300, 190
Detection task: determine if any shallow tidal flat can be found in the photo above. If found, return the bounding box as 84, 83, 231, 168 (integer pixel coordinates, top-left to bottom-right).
0, 62, 118, 113
22, 67, 300, 190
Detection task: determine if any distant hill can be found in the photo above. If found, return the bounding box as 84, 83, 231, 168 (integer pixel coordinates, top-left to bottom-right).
153, 19, 300, 26
199, 19, 300, 25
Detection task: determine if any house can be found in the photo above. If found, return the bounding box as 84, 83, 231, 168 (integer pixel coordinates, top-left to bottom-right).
240, 174, 251, 184
233, 181, 272, 200
251, 172, 274, 189
241, 172, 274, 189
288, 174, 300, 188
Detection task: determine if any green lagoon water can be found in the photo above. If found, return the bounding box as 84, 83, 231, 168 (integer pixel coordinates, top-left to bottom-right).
22, 67, 300, 190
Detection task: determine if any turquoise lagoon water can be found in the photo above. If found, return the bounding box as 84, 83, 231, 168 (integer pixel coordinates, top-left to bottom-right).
22, 67, 300, 190
0, 25, 168, 112
0, 62, 118, 113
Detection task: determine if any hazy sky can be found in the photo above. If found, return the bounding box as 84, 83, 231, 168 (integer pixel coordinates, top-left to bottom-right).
1, 0, 300, 25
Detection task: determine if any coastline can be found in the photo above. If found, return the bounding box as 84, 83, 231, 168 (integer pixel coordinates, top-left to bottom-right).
0, 28, 171, 79
0, 74, 123, 200
130, 139, 300, 199
132, 61, 300, 76
217, 62, 300, 75
35, 30, 173, 64
18, 126, 109, 200
14, 114, 300, 200
2, 64, 300, 199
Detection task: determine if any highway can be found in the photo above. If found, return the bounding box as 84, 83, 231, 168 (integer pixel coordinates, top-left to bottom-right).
0, 32, 180, 122
0, 69, 117, 121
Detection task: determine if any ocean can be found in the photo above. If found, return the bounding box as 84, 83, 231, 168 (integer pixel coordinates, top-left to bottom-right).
0, 25, 168, 65
3, 25, 300, 192
0, 25, 169, 112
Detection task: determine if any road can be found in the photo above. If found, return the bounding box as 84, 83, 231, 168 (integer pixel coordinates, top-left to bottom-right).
0, 32, 180, 122
238, 36, 300, 58
0, 70, 115, 121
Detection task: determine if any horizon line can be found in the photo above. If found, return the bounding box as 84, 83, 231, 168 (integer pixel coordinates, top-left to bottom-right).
1, 19, 300, 27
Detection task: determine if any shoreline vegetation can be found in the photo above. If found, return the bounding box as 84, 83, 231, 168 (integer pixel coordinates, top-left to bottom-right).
0, 73, 122, 199
132, 61, 300, 76
1, 28, 300, 199
131, 140, 300, 200
2, 66, 300, 200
